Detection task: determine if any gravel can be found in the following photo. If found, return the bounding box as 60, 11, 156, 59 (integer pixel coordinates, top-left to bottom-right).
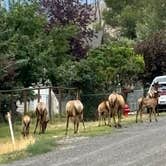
3, 116, 166, 166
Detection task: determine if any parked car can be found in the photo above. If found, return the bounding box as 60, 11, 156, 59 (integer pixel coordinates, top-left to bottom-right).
148, 75, 166, 111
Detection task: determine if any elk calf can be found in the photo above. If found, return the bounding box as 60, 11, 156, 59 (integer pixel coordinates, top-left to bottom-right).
97, 100, 110, 126
136, 95, 158, 123
136, 82, 159, 123
22, 115, 31, 137
65, 100, 85, 135
34, 102, 49, 134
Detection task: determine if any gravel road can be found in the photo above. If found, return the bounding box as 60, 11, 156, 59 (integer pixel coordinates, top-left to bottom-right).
3, 116, 166, 166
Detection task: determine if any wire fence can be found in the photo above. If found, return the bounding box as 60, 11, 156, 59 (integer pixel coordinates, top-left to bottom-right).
0, 86, 146, 122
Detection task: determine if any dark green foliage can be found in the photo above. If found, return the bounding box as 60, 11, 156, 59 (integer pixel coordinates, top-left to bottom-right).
55, 42, 144, 95
135, 30, 166, 83
104, 0, 166, 40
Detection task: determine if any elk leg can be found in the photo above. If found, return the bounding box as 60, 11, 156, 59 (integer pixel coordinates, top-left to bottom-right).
117, 109, 122, 128
149, 108, 152, 122
153, 107, 158, 122
26, 122, 30, 136
80, 113, 85, 131
74, 119, 77, 134
108, 109, 111, 127
22, 125, 26, 137
112, 112, 117, 128
98, 112, 101, 127
136, 109, 139, 123
104, 114, 107, 126
34, 118, 39, 134
76, 120, 79, 133
39, 121, 43, 134
156, 106, 159, 116
65, 115, 70, 135
140, 108, 143, 123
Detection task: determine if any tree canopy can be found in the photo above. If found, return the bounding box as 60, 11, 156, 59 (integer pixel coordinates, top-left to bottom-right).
135, 30, 166, 84
104, 0, 166, 40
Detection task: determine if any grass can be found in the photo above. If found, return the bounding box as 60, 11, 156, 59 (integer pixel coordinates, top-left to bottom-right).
0, 112, 165, 164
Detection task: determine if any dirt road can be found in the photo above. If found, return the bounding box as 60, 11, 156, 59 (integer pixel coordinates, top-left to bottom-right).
4, 116, 166, 166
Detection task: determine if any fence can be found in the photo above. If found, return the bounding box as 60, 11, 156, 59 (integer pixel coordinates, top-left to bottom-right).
0, 86, 79, 122
0, 86, 145, 122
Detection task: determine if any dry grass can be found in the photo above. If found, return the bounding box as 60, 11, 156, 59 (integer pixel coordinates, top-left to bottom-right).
0, 136, 35, 155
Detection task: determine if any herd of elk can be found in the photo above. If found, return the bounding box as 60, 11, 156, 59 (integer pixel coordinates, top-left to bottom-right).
18, 82, 160, 137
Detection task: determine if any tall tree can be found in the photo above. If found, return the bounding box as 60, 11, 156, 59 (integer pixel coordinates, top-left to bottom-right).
40, 0, 95, 59
135, 30, 166, 83
104, 0, 166, 40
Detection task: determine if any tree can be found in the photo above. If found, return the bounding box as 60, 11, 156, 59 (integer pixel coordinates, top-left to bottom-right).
103, 0, 166, 40
104, 0, 138, 39
0, 3, 78, 88
0, 2, 78, 120
136, 0, 166, 40
55, 42, 144, 93
40, 0, 95, 59
135, 30, 166, 84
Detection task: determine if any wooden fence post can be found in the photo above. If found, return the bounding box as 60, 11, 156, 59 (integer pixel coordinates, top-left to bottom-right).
0, 93, 1, 114
48, 87, 52, 121
76, 88, 80, 100
58, 88, 62, 117
10, 92, 14, 125
23, 90, 27, 115
37, 88, 40, 103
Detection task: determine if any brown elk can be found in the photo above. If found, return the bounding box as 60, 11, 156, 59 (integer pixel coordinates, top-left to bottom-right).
108, 92, 125, 128
65, 100, 85, 135
97, 100, 110, 126
136, 82, 159, 123
22, 115, 31, 137
34, 102, 49, 134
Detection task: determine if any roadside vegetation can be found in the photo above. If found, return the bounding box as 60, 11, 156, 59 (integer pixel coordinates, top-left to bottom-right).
0, 113, 160, 164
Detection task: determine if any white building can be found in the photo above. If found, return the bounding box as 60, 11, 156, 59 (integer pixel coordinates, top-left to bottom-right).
16, 88, 59, 116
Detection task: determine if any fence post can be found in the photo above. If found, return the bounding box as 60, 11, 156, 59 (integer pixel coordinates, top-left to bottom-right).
76, 88, 80, 100
23, 90, 27, 115
37, 87, 40, 103
7, 112, 15, 148
0, 93, 1, 114
10, 92, 14, 125
58, 88, 62, 117
48, 87, 52, 121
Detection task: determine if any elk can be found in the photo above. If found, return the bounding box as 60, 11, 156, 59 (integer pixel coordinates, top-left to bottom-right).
22, 115, 31, 137
97, 100, 110, 126
136, 82, 159, 123
34, 102, 49, 134
65, 99, 85, 135
108, 92, 125, 128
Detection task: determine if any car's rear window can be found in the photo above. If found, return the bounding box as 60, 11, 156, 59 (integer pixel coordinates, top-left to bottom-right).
159, 84, 166, 90
154, 77, 166, 83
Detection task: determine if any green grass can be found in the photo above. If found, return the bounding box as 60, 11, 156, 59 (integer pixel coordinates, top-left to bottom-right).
0, 113, 165, 164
